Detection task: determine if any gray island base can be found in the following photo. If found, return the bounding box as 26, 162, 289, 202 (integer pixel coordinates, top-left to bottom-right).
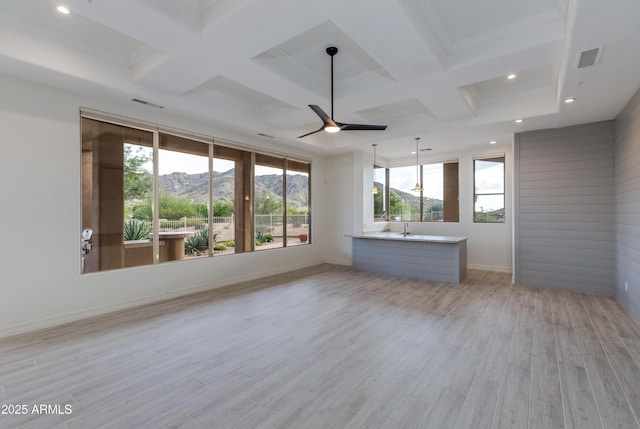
348, 232, 468, 283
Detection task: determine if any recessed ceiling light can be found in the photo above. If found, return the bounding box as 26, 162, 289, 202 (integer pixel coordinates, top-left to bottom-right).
507, 74, 517, 80
564, 97, 576, 103
490, 140, 497, 145
515, 119, 523, 123
56, 5, 70, 14
411, 151, 416, 154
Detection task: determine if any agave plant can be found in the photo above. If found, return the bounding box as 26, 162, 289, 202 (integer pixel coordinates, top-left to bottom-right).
185, 228, 218, 255
256, 231, 274, 244
124, 219, 152, 241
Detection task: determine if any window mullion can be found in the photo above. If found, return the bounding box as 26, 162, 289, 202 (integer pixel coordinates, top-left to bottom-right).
152, 130, 160, 264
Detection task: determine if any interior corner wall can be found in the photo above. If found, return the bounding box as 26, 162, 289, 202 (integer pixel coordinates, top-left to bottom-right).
0, 74, 325, 338
614, 88, 640, 323
320, 152, 355, 266
514, 121, 615, 295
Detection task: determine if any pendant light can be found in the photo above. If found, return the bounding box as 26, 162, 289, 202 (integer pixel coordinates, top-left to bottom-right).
372, 144, 378, 194
411, 137, 423, 192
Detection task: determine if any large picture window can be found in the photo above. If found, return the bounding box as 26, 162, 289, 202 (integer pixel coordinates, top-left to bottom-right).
389, 166, 420, 221
212, 156, 236, 255
422, 162, 459, 222
81, 115, 311, 274
286, 161, 311, 246
385, 161, 459, 222
373, 165, 388, 221
474, 156, 505, 223
254, 154, 284, 251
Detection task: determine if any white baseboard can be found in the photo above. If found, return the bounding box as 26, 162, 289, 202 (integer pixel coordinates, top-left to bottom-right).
0, 260, 321, 339
324, 257, 351, 266
468, 264, 512, 274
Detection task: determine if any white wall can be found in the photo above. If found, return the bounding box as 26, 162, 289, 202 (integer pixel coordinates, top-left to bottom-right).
320, 153, 355, 266
0, 75, 327, 338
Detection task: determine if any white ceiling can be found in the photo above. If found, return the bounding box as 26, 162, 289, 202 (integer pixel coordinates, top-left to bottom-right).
1, 0, 640, 160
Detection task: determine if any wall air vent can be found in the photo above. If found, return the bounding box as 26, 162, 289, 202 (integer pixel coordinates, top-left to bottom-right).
576, 47, 603, 69
131, 98, 164, 109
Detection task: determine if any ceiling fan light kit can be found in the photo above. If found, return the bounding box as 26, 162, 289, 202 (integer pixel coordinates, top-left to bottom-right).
298, 47, 388, 138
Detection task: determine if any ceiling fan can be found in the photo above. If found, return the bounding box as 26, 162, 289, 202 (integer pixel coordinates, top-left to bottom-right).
298, 46, 388, 138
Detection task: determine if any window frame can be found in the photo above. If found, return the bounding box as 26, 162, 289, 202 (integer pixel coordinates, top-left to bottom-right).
382, 160, 459, 223
473, 155, 505, 223
373, 165, 389, 222
80, 112, 312, 274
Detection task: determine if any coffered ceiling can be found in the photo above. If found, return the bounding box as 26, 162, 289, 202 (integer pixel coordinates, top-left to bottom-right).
1, 0, 639, 160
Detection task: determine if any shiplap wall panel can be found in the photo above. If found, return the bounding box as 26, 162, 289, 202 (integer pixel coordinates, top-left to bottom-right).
519, 176, 617, 190
515, 121, 615, 294
519, 221, 614, 232
520, 252, 614, 269
519, 168, 612, 182
520, 213, 613, 222
519, 205, 613, 215
352, 238, 466, 283
615, 88, 640, 324
518, 157, 613, 174
520, 229, 614, 241
520, 185, 615, 197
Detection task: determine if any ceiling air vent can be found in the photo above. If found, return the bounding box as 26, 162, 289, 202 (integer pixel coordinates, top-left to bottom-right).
576, 47, 602, 69
131, 98, 164, 109
257, 133, 274, 139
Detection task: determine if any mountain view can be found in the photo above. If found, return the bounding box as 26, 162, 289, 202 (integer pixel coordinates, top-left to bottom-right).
158, 173, 443, 213
159, 169, 310, 210
374, 182, 443, 210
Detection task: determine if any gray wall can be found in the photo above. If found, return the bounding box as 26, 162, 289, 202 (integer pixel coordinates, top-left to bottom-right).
514, 122, 615, 294
615, 89, 640, 322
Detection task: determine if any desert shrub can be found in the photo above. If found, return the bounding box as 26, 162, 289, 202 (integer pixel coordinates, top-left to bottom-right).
224, 240, 235, 247
124, 219, 151, 241
256, 231, 269, 244
213, 244, 227, 251
185, 229, 218, 255
134, 192, 208, 221
213, 201, 234, 217
132, 204, 152, 221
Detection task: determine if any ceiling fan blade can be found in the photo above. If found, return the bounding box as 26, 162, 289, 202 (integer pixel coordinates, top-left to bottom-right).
309, 105, 331, 123
297, 126, 325, 139
339, 123, 388, 131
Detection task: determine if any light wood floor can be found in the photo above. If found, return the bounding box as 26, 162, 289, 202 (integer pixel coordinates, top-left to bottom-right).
2, 265, 640, 429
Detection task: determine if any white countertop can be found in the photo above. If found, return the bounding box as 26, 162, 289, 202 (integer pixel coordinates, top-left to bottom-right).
347, 232, 467, 244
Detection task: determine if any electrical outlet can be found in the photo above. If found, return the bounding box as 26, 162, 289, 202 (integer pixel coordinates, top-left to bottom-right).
625, 281, 628, 292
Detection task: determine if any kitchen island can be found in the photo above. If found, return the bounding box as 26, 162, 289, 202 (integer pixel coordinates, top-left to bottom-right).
347, 232, 467, 283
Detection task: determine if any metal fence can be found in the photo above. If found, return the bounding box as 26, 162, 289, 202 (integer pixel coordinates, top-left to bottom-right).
389, 211, 443, 222
153, 214, 309, 242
